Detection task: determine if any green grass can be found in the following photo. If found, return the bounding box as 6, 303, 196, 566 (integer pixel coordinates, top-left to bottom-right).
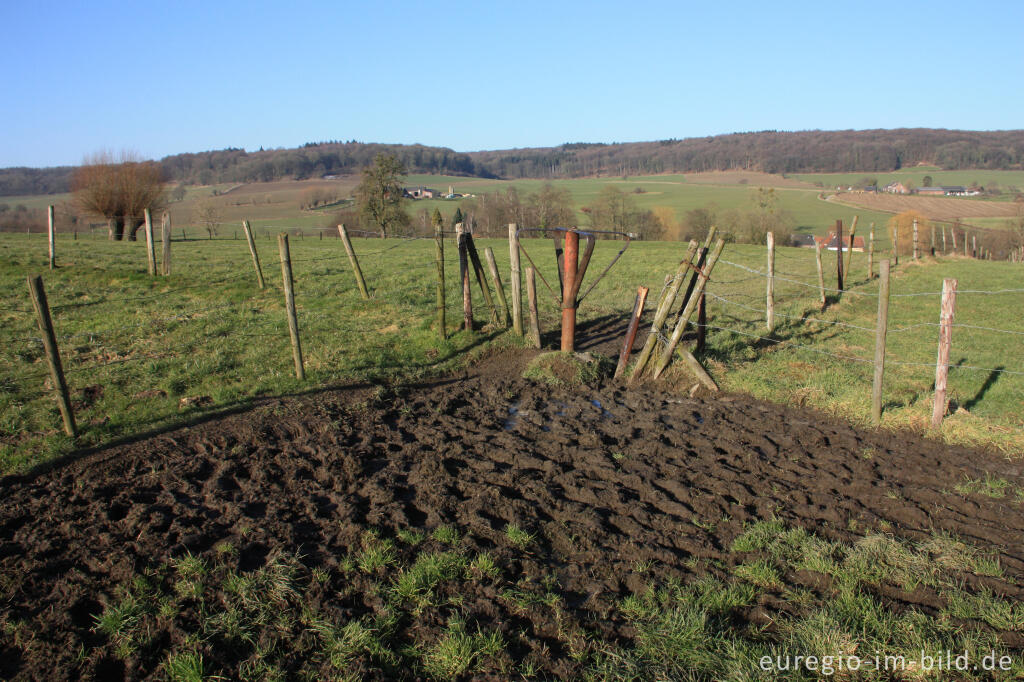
793, 168, 1024, 195
2, 224, 1023, 473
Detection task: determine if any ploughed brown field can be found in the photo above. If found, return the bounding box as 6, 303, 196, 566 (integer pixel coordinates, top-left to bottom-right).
829, 192, 1022, 221
1, 347, 1022, 679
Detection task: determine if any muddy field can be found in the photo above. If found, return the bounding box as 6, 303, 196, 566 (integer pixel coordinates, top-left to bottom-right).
829, 192, 1021, 220
1, 350, 1023, 679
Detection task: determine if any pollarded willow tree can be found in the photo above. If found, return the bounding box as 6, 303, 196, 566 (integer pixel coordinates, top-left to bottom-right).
355, 153, 410, 239
72, 152, 167, 240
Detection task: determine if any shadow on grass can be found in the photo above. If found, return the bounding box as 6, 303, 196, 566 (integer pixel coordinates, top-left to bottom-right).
3, 327, 506, 486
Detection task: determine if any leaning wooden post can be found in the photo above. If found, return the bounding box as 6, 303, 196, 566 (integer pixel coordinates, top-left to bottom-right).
614, 286, 649, 379
457, 223, 473, 331
815, 241, 826, 309
835, 219, 844, 292
47, 205, 56, 269
509, 223, 523, 336
434, 222, 445, 339
931, 278, 958, 428
277, 234, 305, 380
871, 260, 891, 426
27, 275, 76, 437
466, 233, 500, 325
144, 208, 157, 276
484, 247, 511, 326
695, 291, 707, 353
242, 220, 265, 289
525, 265, 541, 348
867, 222, 875, 278
913, 218, 919, 260
766, 231, 775, 333
337, 223, 369, 299
844, 215, 858, 275
161, 211, 172, 275
651, 239, 726, 380
631, 241, 700, 381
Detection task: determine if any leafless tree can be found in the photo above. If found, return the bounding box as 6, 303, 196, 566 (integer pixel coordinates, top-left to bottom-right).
72, 151, 167, 240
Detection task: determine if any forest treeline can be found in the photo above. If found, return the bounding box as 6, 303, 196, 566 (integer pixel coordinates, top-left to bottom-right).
4, 128, 1024, 196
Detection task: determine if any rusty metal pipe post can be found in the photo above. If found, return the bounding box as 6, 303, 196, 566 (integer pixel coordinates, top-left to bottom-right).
561, 230, 579, 351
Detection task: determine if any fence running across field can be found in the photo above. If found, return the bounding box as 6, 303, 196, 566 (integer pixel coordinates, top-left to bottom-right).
2, 218, 1022, 459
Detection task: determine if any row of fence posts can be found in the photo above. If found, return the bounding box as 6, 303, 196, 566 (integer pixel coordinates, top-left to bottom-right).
764, 218, 961, 427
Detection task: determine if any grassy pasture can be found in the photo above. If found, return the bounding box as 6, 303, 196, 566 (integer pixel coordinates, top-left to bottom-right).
2, 227, 1022, 473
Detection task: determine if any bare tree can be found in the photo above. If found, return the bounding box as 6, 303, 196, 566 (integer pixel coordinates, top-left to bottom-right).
355, 153, 409, 238
72, 151, 167, 240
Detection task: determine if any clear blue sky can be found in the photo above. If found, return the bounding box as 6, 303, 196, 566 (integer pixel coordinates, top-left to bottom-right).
2, 0, 1021, 168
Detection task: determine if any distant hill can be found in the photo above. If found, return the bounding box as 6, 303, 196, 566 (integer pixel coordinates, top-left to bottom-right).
3, 129, 1023, 196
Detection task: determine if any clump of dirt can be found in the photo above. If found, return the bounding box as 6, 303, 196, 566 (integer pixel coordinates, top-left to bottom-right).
522, 350, 613, 387
1, 349, 1022, 679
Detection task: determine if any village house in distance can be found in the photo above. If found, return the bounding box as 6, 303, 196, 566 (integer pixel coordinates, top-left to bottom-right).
403, 184, 472, 199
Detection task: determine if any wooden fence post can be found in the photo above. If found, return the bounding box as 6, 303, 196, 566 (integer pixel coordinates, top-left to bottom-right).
631, 241, 700, 381
696, 291, 707, 353
941, 224, 947, 255
913, 218, 919, 260
560, 230, 579, 351
144, 208, 157, 276
484, 246, 511, 326
836, 219, 844, 291
892, 222, 901, 266
930, 224, 936, 257
952, 226, 958, 252
614, 286, 649, 379
27, 275, 76, 437
871, 260, 890, 426
845, 215, 858, 275
867, 222, 875, 279
242, 220, 265, 289
465, 232, 499, 325
526, 265, 541, 348
47, 205, 56, 269
931, 278, 958, 428
766, 231, 775, 332
972, 234, 977, 259
651, 239, 726, 380
434, 222, 445, 339
337, 223, 369, 299
457, 223, 473, 331
161, 211, 171, 275
277, 234, 304, 380
509, 223, 523, 336
815, 241, 826, 309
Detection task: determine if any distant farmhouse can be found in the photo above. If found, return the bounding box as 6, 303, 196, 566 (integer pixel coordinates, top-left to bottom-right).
915, 185, 978, 197
883, 182, 909, 194
403, 186, 439, 199
814, 232, 866, 252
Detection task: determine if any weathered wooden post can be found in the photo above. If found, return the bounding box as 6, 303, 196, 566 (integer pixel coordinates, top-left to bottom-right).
913, 218, 919, 260
509, 223, 523, 336
952, 225, 958, 252
337, 223, 369, 299
27, 275, 76, 437
766, 231, 775, 332
651, 239, 726, 380
866, 222, 875, 279
941, 224, 947, 255
242, 220, 265, 289
47, 205, 56, 269
614, 286, 649, 379
972, 234, 977, 259
845, 215, 858, 275
631, 241, 700, 381
457, 223, 473, 331
484, 247, 511, 326
695, 291, 707, 353
434, 221, 445, 339
161, 211, 172, 275
144, 208, 157, 276
871, 260, 890, 426
465, 232, 499, 325
277, 233, 304, 380
930, 224, 936, 257
835, 219, 844, 291
931, 278, 958, 428
526, 265, 541, 348
815, 240, 826, 308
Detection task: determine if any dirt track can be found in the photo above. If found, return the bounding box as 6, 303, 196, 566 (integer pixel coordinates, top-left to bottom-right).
2, 350, 1023, 678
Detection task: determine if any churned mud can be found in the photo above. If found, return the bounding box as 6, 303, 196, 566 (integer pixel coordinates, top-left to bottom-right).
1, 349, 1022, 678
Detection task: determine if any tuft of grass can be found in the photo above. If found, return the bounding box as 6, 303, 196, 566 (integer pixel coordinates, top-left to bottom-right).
468, 552, 501, 580
504, 523, 534, 550
421, 619, 504, 678
732, 559, 781, 589
396, 528, 425, 545
393, 551, 467, 607
955, 473, 1011, 498
356, 532, 398, 573
164, 651, 205, 682
431, 525, 460, 547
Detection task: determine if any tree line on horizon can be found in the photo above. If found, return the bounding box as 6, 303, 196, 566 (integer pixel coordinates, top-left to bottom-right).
3, 129, 1024, 197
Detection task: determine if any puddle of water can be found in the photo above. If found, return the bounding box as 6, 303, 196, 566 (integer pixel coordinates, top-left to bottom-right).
591, 398, 615, 420
693, 410, 704, 425
503, 401, 521, 431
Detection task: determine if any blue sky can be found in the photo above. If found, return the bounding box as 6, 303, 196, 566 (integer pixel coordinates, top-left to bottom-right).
2, 0, 1021, 168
